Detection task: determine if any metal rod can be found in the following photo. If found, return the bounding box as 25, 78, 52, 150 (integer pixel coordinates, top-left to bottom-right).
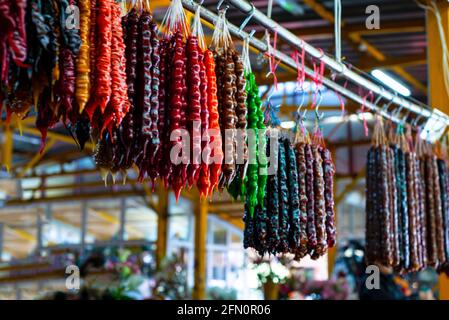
224, 0, 446, 123
181, 0, 412, 126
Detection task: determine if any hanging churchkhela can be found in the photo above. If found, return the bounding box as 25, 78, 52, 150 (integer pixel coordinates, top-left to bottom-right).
210, 9, 247, 191
244, 119, 337, 259
365, 117, 449, 273
2, 1, 340, 254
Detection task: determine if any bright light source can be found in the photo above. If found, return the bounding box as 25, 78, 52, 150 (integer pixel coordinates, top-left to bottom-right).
344, 248, 353, 258
420, 108, 447, 142
142, 253, 152, 264
322, 112, 373, 124
280, 120, 296, 129
371, 69, 411, 97
278, 0, 305, 15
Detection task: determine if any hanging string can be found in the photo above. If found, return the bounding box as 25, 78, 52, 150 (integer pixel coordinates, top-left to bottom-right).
293, 44, 306, 91
311, 51, 325, 110
161, 0, 189, 36
361, 90, 374, 137
334, 0, 342, 63
211, 8, 232, 52
415, 0, 449, 99
263, 99, 281, 128
265, 28, 281, 90
191, 3, 206, 51
242, 32, 252, 74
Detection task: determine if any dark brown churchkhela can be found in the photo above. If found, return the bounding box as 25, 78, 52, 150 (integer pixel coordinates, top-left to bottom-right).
322, 148, 337, 248
312, 145, 327, 259
366, 119, 449, 273
295, 143, 309, 259
305, 144, 317, 253
243, 132, 337, 259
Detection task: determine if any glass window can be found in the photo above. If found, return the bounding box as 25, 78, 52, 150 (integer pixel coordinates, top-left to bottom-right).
169, 215, 191, 242
212, 225, 227, 245
126, 203, 157, 241
212, 251, 226, 281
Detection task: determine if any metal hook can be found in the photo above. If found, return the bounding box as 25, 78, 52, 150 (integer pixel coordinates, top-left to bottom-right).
245, 29, 256, 42
239, 2, 256, 32
315, 90, 324, 120
412, 111, 424, 127
373, 94, 383, 107
296, 90, 306, 114
402, 110, 411, 125
393, 105, 405, 122
217, 0, 225, 10
386, 92, 397, 109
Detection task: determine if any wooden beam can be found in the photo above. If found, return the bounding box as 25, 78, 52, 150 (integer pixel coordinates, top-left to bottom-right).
20, 168, 99, 180
327, 146, 337, 277
52, 213, 110, 241
335, 168, 366, 206
16, 138, 56, 178
302, 0, 337, 24
427, 1, 449, 300
19, 125, 95, 151
294, 19, 424, 38
348, 33, 427, 93
5, 189, 145, 206
4, 225, 36, 242
156, 186, 169, 269
1, 125, 13, 172
0, 262, 50, 272
359, 53, 426, 71
302, 0, 427, 94
192, 194, 208, 300
213, 212, 244, 230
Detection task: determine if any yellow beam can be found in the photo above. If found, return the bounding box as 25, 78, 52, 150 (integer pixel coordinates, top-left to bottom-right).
156, 186, 169, 269
335, 168, 366, 206
296, 19, 424, 38
53, 213, 110, 241
16, 138, 56, 178
4, 225, 35, 242
1, 124, 13, 172
302, 0, 427, 94
192, 194, 208, 300
19, 125, 95, 151
348, 34, 427, 94
89, 209, 145, 239
214, 212, 244, 230
327, 147, 337, 277
302, 0, 337, 24
359, 53, 426, 71
427, 0, 449, 300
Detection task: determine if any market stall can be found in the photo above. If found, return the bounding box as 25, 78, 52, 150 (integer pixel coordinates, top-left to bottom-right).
1, 0, 449, 300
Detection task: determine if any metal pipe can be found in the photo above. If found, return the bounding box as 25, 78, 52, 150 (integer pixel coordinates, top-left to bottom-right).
225, 0, 445, 122
181, 0, 412, 125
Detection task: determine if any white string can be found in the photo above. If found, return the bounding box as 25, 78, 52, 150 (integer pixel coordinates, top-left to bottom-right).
242, 36, 252, 74
334, 0, 342, 63
416, 0, 449, 97
161, 0, 188, 35
192, 5, 206, 50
